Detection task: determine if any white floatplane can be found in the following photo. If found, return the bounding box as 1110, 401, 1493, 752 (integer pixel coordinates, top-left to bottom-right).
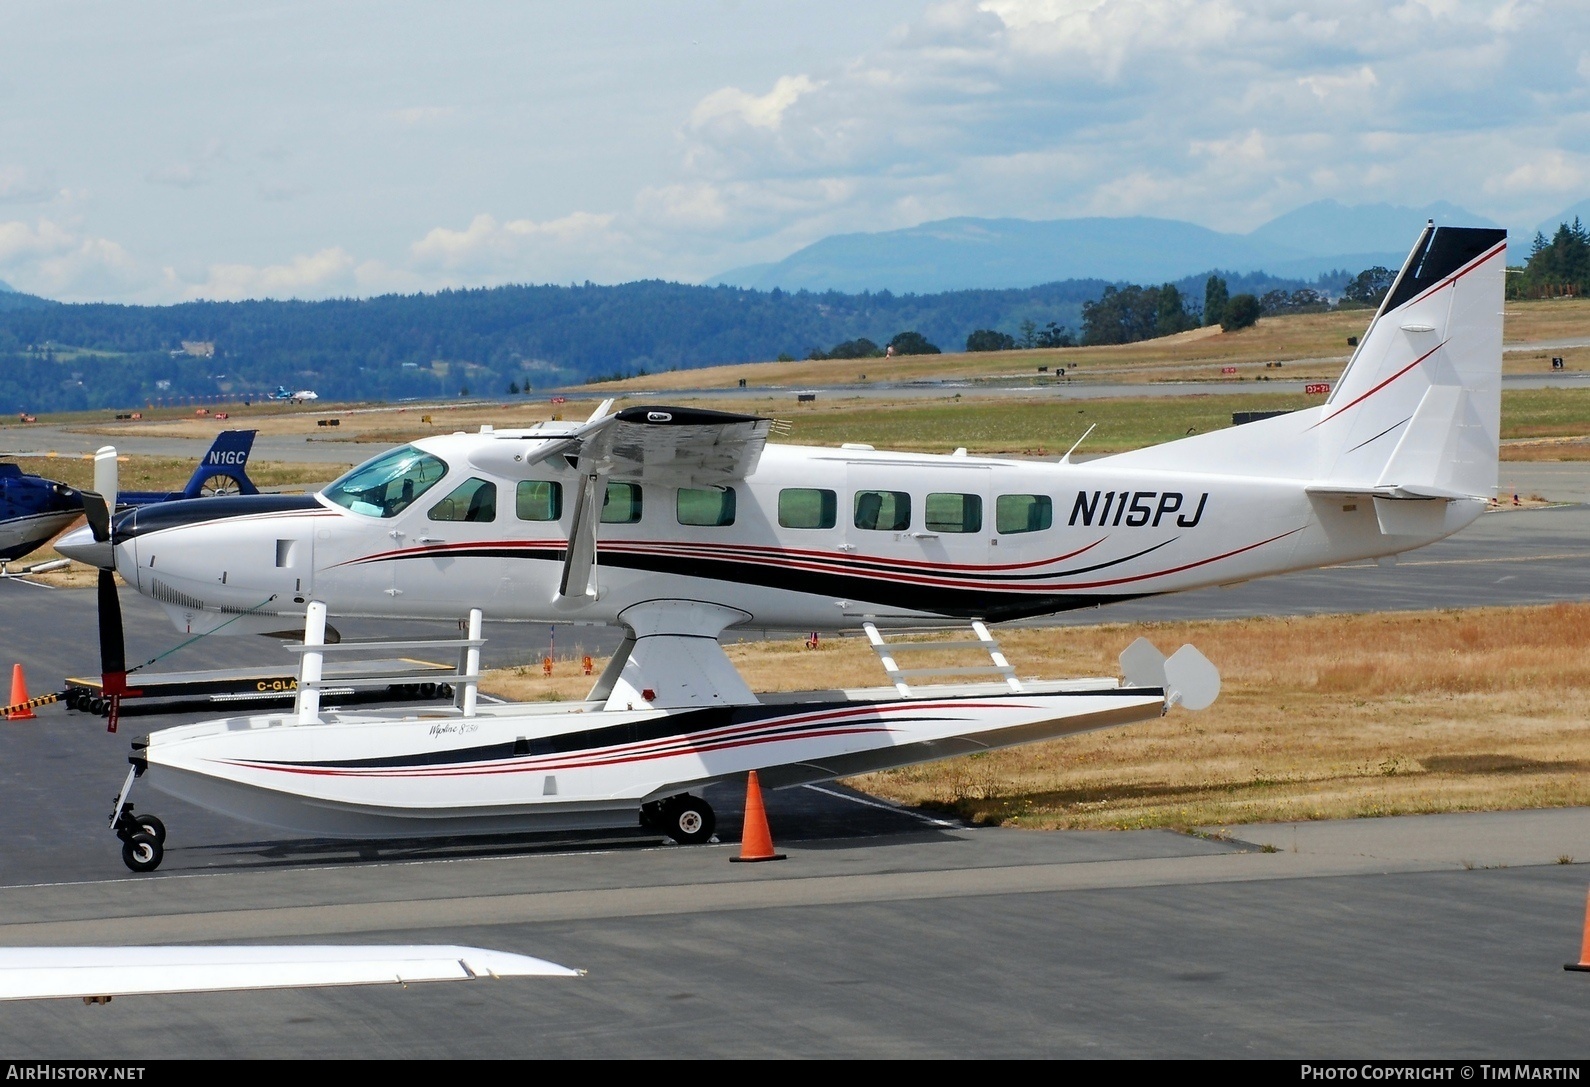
56, 222, 1507, 871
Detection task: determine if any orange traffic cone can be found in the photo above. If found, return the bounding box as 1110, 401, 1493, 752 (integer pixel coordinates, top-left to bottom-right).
7, 663, 35, 721
730, 770, 786, 863
1565, 887, 1590, 971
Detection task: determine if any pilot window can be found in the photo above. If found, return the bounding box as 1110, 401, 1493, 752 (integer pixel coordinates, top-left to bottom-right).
601, 482, 642, 524
428, 477, 498, 522
778, 487, 837, 529
853, 489, 910, 531
926, 492, 982, 533
996, 494, 1053, 534
677, 486, 736, 527
321, 445, 448, 518
515, 480, 562, 521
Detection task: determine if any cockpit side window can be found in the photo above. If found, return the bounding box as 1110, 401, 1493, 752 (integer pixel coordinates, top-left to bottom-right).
321, 446, 449, 518
429, 477, 498, 522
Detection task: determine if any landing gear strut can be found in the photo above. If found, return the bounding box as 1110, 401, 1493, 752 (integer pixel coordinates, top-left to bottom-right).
641, 794, 717, 845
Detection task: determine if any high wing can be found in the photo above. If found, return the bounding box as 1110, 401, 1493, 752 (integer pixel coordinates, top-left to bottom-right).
471, 402, 776, 604
0, 944, 581, 1001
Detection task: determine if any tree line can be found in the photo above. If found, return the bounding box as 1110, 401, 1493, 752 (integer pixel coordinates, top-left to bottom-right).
1510, 219, 1590, 298
0, 265, 1361, 413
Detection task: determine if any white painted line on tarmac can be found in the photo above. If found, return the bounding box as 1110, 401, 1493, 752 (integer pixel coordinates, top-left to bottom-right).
800, 783, 960, 828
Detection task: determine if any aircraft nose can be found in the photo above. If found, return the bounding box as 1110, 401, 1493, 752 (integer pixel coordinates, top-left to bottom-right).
55, 523, 112, 569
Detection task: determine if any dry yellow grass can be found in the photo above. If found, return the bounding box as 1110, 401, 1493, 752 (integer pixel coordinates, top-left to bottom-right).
481, 602, 1590, 831
580, 298, 1590, 393
60, 399, 608, 445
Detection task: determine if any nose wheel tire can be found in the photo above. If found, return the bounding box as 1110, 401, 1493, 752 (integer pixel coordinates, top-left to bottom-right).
113, 806, 167, 872
121, 832, 162, 873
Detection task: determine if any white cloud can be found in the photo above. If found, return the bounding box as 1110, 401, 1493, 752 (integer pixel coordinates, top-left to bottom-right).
183, 248, 358, 301
690, 75, 822, 132
1485, 151, 1590, 196
409, 212, 627, 281
657, 0, 1590, 254
0, 218, 150, 300
6, 1, 1588, 301
1298, 66, 1379, 102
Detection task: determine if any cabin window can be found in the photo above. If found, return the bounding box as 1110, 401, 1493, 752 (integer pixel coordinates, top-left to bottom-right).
778, 488, 837, 529
677, 486, 736, 527
428, 477, 497, 522
321, 445, 448, 518
926, 492, 982, 533
853, 490, 910, 531
601, 482, 642, 524
996, 494, 1053, 534
515, 480, 562, 521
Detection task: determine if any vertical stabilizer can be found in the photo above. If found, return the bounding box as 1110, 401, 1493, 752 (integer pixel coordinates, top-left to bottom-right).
1102, 222, 1507, 497
180, 430, 260, 497
1316, 224, 1507, 497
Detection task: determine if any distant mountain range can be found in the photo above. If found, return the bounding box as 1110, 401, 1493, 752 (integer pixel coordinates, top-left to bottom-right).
710, 200, 1504, 294
1533, 200, 1590, 239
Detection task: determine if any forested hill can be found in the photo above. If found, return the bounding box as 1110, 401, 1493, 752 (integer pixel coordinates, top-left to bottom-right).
0, 270, 1325, 414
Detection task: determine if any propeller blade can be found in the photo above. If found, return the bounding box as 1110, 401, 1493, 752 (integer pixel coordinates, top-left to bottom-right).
97, 569, 126, 679
81, 491, 111, 546
92, 447, 118, 514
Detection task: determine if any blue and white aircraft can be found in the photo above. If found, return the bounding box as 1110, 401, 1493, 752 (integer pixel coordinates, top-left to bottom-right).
0, 429, 258, 567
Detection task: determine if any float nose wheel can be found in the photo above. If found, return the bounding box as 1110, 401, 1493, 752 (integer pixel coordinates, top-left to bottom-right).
121, 832, 161, 873
112, 803, 165, 873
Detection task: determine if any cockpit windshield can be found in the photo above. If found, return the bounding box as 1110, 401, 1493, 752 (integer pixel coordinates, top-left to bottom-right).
321, 446, 449, 518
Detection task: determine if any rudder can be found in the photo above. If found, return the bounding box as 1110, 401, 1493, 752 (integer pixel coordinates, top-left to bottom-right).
1315, 223, 1507, 498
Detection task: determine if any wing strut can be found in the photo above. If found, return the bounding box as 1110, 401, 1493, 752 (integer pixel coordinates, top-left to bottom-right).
556, 470, 606, 605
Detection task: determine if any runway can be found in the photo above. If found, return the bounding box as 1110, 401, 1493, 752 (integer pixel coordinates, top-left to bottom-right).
1, 475, 1589, 1056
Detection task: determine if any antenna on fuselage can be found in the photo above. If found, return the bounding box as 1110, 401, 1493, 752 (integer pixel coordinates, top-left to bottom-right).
1059, 424, 1096, 464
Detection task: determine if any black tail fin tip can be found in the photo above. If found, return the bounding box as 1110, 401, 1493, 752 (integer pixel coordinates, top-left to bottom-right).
1384, 226, 1508, 314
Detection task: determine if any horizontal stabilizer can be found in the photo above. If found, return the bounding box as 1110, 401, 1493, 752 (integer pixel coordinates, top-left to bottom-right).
1305, 484, 1470, 501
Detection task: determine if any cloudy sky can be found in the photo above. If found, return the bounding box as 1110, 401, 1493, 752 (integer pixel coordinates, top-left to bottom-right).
1, 0, 1587, 303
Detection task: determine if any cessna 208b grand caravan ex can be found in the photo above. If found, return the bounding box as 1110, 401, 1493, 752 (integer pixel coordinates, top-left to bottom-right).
57, 223, 1506, 871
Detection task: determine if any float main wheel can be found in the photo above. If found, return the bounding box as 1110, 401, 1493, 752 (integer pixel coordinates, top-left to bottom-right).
662, 795, 716, 845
